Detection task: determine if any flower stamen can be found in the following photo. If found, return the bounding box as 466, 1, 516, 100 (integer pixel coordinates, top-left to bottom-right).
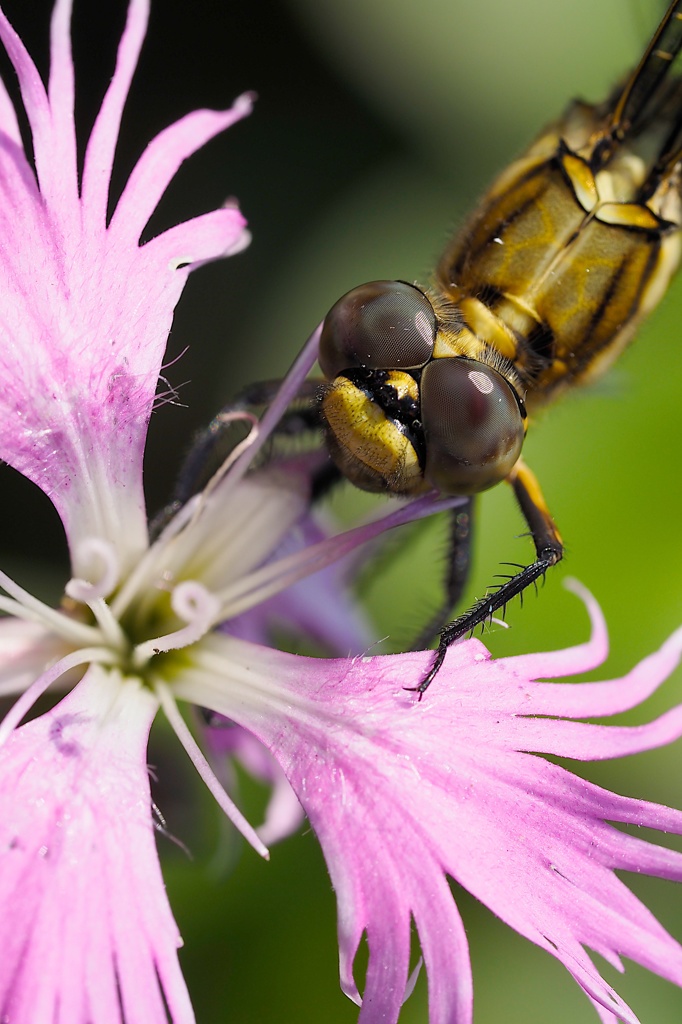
0, 568, 103, 647
65, 538, 120, 601
154, 680, 269, 859
80, 596, 129, 652
131, 580, 220, 667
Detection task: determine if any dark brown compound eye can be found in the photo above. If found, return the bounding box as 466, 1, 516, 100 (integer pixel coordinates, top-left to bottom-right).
421, 357, 525, 495
319, 280, 437, 379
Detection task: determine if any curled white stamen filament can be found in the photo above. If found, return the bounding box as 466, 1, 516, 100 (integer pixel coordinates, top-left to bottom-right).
0, 647, 118, 748
65, 538, 120, 602
155, 680, 269, 859
132, 581, 220, 667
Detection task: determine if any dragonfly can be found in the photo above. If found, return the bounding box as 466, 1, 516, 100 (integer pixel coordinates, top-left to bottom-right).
176, 1, 682, 693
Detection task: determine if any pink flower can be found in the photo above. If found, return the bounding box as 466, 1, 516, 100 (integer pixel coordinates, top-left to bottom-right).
2, 3, 682, 1024
197, 590, 682, 1024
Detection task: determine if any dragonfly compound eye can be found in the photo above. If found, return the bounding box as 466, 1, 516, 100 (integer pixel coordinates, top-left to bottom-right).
319, 280, 437, 379
421, 358, 525, 494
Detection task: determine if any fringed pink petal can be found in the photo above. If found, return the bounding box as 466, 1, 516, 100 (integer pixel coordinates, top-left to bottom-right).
0, 8, 51, 180
45, 0, 78, 216
411, 866, 473, 1024
509, 622, 682, 718
0, 2, 249, 569
0, 666, 193, 1024
137, 207, 248, 276
81, 0, 149, 231
176, 595, 682, 1024
497, 703, 682, 760
0, 73, 21, 145
501, 581, 610, 681
109, 97, 253, 245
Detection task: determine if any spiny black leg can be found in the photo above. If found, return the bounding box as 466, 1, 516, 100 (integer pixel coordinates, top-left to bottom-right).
411, 557, 555, 695
411, 498, 474, 650
407, 459, 563, 697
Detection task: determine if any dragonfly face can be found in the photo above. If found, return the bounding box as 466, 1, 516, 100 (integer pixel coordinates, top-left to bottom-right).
318, 279, 527, 497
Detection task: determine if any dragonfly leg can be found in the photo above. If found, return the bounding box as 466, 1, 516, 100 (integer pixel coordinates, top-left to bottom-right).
411, 498, 475, 650
408, 460, 562, 696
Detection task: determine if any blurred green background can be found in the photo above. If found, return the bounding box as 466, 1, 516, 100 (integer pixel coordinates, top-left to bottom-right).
3, 0, 682, 1020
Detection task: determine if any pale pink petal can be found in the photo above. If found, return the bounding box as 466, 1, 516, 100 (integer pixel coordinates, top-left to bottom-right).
502, 580, 610, 681
80, 0, 149, 230
0, 666, 193, 1024
257, 768, 306, 846
139, 208, 250, 273
45, 0, 77, 214
0, 618, 67, 696
507, 603, 682, 719
176, 613, 682, 1024
0, 9, 51, 184
0, 3, 250, 573
109, 98, 253, 246
0, 72, 21, 146
0, 0, 76, 219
